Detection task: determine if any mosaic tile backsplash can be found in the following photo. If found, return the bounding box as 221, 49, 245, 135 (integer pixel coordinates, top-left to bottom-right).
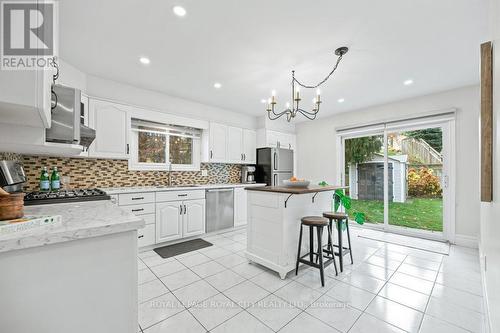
0, 153, 242, 191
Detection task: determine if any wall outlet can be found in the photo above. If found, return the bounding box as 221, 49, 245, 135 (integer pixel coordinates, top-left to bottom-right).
201, 170, 208, 177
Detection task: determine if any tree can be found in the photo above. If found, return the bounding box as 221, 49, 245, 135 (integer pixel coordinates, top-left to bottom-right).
404, 128, 442, 152
344, 136, 383, 164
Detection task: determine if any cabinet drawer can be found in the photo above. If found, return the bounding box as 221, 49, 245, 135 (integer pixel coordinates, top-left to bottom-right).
156, 190, 205, 202
141, 213, 155, 225
122, 203, 155, 216
138, 224, 155, 248
119, 192, 155, 205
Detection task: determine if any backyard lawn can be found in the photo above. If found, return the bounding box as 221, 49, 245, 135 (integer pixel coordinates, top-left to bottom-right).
346, 198, 443, 232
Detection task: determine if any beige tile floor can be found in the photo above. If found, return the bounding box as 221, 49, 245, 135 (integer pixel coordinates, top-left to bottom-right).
137, 226, 485, 333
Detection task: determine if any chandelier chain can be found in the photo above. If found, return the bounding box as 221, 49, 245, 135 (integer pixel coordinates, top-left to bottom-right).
292, 54, 344, 89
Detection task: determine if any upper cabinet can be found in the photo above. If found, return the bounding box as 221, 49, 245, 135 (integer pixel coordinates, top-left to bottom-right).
257, 129, 296, 150
204, 122, 257, 164
0, 67, 53, 129
88, 99, 130, 159
227, 126, 243, 163
208, 122, 228, 162
243, 129, 257, 164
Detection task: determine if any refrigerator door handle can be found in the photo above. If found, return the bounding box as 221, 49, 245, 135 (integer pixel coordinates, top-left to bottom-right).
273, 174, 278, 186
273, 151, 278, 170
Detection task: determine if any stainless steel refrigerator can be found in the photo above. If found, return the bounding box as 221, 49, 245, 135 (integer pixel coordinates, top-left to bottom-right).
256, 148, 294, 186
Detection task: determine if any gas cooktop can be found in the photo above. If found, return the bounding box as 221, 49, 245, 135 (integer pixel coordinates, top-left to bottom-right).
24, 189, 110, 205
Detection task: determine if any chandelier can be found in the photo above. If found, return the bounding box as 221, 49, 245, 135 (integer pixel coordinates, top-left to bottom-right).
266, 46, 348, 122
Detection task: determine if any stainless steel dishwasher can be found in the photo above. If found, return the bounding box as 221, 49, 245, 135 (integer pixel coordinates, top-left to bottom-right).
205, 188, 234, 232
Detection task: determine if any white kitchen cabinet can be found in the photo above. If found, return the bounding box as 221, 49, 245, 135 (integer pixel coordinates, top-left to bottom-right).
227, 126, 244, 163
88, 99, 130, 159
243, 129, 257, 164
183, 199, 206, 237
257, 129, 296, 150
156, 201, 183, 243
234, 187, 248, 227
205, 122, 257, 164
208, 122, 228, 162
156, 198, 206, 242
138, 224, 156, 247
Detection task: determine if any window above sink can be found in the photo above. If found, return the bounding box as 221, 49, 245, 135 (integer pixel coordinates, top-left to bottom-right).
129, 118, 201, 171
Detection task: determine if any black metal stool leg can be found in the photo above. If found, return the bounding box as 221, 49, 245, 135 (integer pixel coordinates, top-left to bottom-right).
327, 223, 338, 276
336, 219, 344, 272
345, 218, 354, 264
295, 224, 303, 275
309, 226, 314, 263
317, 226, 325, 287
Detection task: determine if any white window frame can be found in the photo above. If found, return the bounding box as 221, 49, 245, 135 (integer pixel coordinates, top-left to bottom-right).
128, 130, 201, 172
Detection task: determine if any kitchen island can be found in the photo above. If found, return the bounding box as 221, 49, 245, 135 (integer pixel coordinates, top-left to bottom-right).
245, 185, 347, 279
0, 201, 144, 333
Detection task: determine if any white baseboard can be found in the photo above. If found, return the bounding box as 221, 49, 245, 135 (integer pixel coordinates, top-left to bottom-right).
478, 243, 491, 333
454, 234, 478, 248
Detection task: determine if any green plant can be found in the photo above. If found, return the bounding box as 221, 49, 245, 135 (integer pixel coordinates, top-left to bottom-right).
408, 167, 442, 197
318, 181, 366, 226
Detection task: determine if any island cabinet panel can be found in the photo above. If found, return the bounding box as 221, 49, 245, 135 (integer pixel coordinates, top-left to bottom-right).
156, 201, 183, 242
245, 189, 334, 279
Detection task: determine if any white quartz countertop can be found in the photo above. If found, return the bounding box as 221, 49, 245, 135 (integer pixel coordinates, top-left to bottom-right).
0, 201, 144, 254
100, 183, 266, 195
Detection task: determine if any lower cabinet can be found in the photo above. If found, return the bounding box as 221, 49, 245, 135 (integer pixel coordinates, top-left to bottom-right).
138, 224, 155, 248
183, 199, 206, 237
156, 199, 205, 243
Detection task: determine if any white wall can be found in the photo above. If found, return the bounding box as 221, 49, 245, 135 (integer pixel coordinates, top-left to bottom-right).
85, 75, 257, 129
58, 59, 257, 130
479, 0, 500, 331
296, 85, 480, 240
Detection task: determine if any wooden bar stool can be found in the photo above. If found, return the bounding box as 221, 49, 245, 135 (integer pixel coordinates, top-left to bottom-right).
322, 212, 353, 272
295, 216, 338, 286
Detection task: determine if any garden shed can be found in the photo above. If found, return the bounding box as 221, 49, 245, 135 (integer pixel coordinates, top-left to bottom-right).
349, 153, 408, 203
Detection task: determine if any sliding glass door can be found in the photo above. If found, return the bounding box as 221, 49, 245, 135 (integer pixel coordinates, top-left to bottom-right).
338, 115, 454, 242
343, 134, 385, 226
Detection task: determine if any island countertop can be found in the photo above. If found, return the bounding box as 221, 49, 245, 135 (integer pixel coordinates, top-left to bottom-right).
0, 200, 144, 254
245, 185, 348, 194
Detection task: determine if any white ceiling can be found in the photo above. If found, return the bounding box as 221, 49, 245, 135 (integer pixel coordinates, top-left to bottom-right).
59, 0, 488, 119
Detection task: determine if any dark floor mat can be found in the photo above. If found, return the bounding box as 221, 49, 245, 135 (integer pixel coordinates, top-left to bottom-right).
153, 238, 213, 258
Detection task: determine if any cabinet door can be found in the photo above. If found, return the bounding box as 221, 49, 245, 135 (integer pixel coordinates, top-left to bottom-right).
156, 201, 183, 243
209, 122, 228, 162
233, 188, 247, 227
227, 126, 243, 163
183, 199, 206, 237
266, 131, 279, 148
243, 129, 257, 164
88, 99, 129, 159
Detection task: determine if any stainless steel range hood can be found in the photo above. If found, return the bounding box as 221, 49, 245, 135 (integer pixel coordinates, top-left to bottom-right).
46, 84, 96, 148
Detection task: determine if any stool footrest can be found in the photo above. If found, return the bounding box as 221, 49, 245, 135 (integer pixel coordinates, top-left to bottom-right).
298, 257, 335, 270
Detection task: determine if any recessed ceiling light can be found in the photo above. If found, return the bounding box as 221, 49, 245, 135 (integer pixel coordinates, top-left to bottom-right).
337, 98, 345, 103
139, 57, 150, 65
213, 82, 222, 89
403, 79, 414, 86
172, 6, 187, 17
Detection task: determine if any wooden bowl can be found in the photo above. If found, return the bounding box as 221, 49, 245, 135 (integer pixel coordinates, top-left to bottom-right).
0, 193, 25, 221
